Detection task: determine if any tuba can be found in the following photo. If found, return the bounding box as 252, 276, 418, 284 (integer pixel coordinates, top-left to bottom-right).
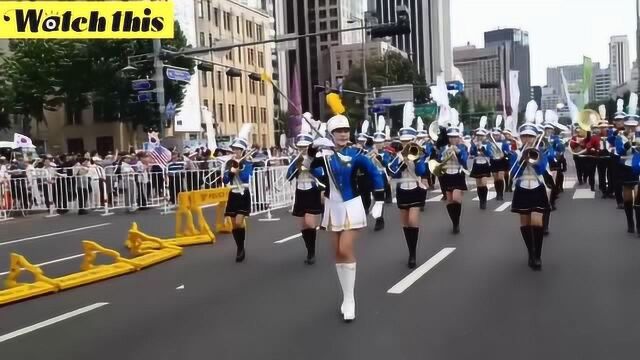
401, 142, 425, 162
577, 109, 600, 133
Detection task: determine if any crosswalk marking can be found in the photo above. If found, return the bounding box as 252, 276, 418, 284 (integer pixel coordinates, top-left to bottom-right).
564, 180, 576, 189
472, 191, 496, 201
494, 202, 512, 212
573, 189, 596, 199
426, 195, 443, 202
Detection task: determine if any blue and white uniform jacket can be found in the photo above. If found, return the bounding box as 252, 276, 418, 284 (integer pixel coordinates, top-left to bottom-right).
438, 144, 469, 175
388, 152, 429, 190
286, 155, 324, 191
513, 147, 548, 190
470, 141, 493, 165
223, 160, 253, 193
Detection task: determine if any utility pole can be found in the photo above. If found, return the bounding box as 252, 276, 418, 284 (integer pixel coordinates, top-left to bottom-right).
637, 0, 640, 93
153, 39, 166, 137
362, 17, 370, 122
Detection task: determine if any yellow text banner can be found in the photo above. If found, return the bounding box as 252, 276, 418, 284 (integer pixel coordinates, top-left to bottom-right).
0, 1, 174, 39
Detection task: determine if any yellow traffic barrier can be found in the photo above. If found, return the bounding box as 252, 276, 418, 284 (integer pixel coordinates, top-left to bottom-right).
126, 188, 234, 249
0, 254, 59, 305
53, 241, 137, 290
125, 226, 182, 269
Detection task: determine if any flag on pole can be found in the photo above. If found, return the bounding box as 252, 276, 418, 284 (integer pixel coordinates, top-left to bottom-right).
148, 145, 172, 167
13, 133, 33, 148
509, 70, 520, 125
580, 56, 593, 109
561, 69, 579, 123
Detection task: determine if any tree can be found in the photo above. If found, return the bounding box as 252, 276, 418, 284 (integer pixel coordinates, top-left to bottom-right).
0, 21, 195, 134
342, 52, 427, 127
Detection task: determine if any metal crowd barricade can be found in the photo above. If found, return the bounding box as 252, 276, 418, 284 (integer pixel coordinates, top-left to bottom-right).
250, 165, 295, 218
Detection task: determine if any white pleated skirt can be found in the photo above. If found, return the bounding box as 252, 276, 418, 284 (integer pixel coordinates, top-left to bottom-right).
322, 196, 367, 232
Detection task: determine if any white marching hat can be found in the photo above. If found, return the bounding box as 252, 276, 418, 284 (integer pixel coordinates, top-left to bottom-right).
519, 123, 538, 136
327, 115, 350, 133
231, 124, 252, 150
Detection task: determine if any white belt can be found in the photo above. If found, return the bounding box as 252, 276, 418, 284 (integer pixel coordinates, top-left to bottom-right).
475, 158, 489, 165
231, 184, 249, 193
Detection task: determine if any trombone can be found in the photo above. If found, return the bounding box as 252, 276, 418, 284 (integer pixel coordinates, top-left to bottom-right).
509, 133, 544, 178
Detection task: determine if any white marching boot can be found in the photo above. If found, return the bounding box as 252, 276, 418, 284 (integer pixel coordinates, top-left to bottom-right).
335, 262, 357, 322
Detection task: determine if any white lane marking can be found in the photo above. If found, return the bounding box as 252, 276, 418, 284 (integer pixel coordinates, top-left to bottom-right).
0, 223, 112, 247
201, 203, 218, 209
387, 247, 456, 294
0, 253, 85, 276
426, 195, 443, 202
573, 189, 596, 199
472, 191, 497, 201
176, 285, 184, 290
274, 233, 301, 244
494, 202, 512, 212
0, 302, 109, 343
564, 180, 576, 189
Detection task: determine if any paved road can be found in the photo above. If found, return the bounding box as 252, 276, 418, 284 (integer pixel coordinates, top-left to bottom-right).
1, 178, 640, 359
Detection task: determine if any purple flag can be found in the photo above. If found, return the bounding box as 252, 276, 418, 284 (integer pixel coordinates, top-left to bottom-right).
288, 65, 302, 138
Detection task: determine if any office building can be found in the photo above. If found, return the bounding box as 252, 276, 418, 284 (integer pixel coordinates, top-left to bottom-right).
195, 0, 275, 147
610, 35, 631, 89
484, 28, 531, 112
453, 44, 505, 110
594, 67, 612, 101
369, 0, 453, 84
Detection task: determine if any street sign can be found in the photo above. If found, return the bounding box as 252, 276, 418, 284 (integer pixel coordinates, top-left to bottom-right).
370, 106, 385, 114
414, 103, 439, 120
137, 91, 153, 102
373, 97, 392, 105
165, 66, 191, 82
132, 79, 153, 91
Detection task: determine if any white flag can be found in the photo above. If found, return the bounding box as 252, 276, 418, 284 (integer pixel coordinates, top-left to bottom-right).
509, 70, 520, 126
560, 69, 579, 123
202, 106, 217, 151
13, 133, 33, 148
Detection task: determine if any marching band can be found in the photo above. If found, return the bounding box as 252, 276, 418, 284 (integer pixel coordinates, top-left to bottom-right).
216, 90, 640, 323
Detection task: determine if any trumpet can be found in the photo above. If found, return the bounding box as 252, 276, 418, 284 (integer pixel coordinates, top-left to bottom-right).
225, 148, 258, 171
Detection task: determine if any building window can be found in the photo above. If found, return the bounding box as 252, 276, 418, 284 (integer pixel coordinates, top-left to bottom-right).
246, 20, 253, 37
329, 8, 337, 17
320, 45, 328, 51
250, 106, 257, 123
238, 47, 242, 63
319, 9, 326, 18
203, 99, 209, 109
225, 49, 234, 61
199, 32, 205, 46
201, 70, 208, 87
214, 7, 219, 26
259, 81, 265, 95
329, 0, 336, 4
262, 134, 267, 147
257, 51, 264, 68
256, 25, 263, 41
348, 59, 353, 68
337, 60, 341, 71
319, 0, 325, 6
223, 11, 230, 30
239, 77, 243, 93
226, 76, 234, 92
241, 105, 245, 122
197, 0, 203, 18
248, 49, 255, 65
330, 20, 338, 29
217, 103, 224, 122
252, 134, 258, 145
249, 80, 256, 94
236, 16, 240, 34
320, 22, 327, 31
320, 34, 327, 42
260, 107, 267, 123
228, 104, 236, 123
216, 71, 222, 90
208, 33, 213, 47
206, 0, 211, 20
330, 33, 338, 41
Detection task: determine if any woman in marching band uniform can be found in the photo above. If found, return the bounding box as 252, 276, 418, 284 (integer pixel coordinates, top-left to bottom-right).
469, 116, 493, 210
370, 116, 392, 231
355, 121, 374, 215
488, 122, 511, 201
436, 110, 468, 234
388, 110, 429, 268
308, 97, 385, 322
223, 124, 255, 263
615, 93, 640, 235
608, 100, 627, 208
286, 121, 325, 265
502, 124, 520, 192
511, 122, 550, 270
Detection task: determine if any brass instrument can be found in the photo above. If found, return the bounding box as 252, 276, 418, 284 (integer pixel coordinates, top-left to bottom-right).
488, 132, 505, 158
428, 147, 456, 177
225, 148, 258, 171
401, 142, 426, 162
577, 109, 600, 133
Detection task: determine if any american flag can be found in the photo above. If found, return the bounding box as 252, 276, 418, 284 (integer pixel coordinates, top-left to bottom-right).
148, 145, 172, 167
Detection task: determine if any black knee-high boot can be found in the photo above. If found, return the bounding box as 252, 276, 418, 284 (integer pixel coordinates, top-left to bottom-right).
446, 203, 462, 234
556, 172, 565, 193
403, 227, 419, 269
542, 211, 550, 236
478, 186, 488, 209
301, 228, 316, 264
520, 225, 534, 267
531, 226, 544, 270
504, 174, 512, 192
495, 179, 504, 201
232, 228, 246, 262
624, 202, 635, 233
634, 206, 640, 237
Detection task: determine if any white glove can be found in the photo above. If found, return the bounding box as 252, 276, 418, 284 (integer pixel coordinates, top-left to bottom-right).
370, 201, 383, 219
319, 149, 335, 157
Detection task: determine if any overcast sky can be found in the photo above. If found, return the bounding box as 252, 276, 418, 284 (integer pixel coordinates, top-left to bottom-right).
450, 0, 638, 86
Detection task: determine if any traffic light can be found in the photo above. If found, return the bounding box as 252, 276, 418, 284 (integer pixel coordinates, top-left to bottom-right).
248, 72, 262, 82
371, 9, 411, 38
226, 68, 242, 78
197, 62, 214, 72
